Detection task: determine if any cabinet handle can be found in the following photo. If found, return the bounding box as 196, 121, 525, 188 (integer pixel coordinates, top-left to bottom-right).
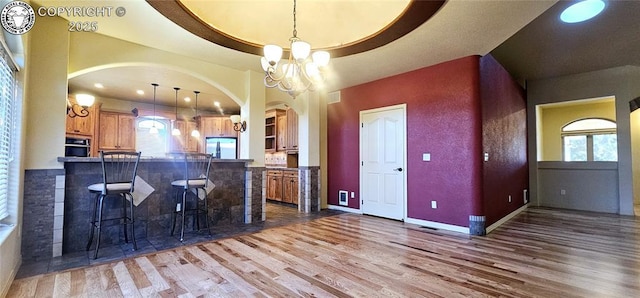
74, 129, 79, 132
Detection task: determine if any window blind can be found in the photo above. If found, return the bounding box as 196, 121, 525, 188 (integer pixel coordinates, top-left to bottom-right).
0, 48, 15, 221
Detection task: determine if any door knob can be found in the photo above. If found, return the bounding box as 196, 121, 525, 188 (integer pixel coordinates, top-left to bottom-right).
394, 167, 403, 172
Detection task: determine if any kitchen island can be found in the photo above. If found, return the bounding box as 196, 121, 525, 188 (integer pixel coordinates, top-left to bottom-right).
57, 157, 261, 254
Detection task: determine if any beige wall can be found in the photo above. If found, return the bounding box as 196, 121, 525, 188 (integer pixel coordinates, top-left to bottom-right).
631, 110, 640, 206
539, 99, 616, 161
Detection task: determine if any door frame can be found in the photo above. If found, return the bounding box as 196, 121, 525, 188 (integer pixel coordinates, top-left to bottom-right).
359, 103, 408, 220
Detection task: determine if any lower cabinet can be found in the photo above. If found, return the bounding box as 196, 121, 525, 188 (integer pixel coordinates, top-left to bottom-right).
266, 169, 299, 204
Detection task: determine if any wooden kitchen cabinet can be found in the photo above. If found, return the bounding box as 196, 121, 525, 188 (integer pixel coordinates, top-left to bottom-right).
200, 116, 237, 138
169, 120, 199, 152
276, 113, 287, 151
66, 98, 96, 136
266, 170, 283, 201
282, 170, 299, 204
286, 108, 298, 152
98, 112, 136, 151
266, 109, 286, 152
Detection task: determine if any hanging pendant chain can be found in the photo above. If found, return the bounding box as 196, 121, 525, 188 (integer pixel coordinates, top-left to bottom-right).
292, 0, 297, 38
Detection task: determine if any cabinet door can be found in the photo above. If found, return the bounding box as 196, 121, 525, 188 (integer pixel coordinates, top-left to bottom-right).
170, 120, 186, 152
282, 171, 299, 204
66, 99, 95, 136
286, 108, 298, 152
117, 114, 136, 150
267, 172, 283, 201
222, 117, 237, 137
184, 121, 200, 152
98, 113, 119, 150
276, 115, 287, 151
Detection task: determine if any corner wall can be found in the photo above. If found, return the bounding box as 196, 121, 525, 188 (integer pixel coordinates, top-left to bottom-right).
327, 56, 482, 227
479, 55, 528, 226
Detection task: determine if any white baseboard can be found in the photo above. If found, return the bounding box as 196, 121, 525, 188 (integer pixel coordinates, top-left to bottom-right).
404, 217, 470, 234
327, 205, 363, 214
486, 204, 529, 233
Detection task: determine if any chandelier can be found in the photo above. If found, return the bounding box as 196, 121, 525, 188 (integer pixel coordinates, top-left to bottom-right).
260, 0, 330, 98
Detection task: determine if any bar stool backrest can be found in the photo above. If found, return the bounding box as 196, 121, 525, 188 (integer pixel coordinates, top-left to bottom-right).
99, 151, 141, 194
181, 153, 213, 189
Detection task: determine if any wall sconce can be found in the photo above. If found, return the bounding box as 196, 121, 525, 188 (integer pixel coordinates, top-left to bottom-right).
67, 94, 95, 118
230, 115, 246, 132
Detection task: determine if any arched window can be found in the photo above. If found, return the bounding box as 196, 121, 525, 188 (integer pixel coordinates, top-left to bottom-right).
136, 118, 170, 157
562, 118, 617, 161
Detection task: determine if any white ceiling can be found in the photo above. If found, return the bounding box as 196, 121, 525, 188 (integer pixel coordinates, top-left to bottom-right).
50, 0, 558, 112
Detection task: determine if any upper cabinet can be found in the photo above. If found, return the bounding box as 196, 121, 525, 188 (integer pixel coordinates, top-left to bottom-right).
66, 98, 96, 136
286, 108, 298, 153
265, 109, 286, 152
170, 120, 199, 153
200, 116, 237, 138
98, 111, 136, 151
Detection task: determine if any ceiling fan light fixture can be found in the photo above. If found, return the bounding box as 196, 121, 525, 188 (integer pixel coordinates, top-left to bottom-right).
560, 0, 605, 23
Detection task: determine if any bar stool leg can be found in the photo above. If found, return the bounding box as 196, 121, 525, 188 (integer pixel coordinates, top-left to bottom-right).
203, 188, 211, 236
127, 193, 137, 250
86, 192, 100, 251
93, 194, 105, 259
195, 189, 200, 231
180, 190, 187, 242
171, 189, 178, 236
122, 194, 129, 244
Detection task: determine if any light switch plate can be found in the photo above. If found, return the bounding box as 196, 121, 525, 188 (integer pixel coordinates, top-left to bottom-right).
431, 201, 437, 209
422, 153, 431, 161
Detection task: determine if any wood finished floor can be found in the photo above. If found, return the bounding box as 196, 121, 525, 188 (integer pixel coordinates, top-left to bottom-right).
8, 207, 640, 297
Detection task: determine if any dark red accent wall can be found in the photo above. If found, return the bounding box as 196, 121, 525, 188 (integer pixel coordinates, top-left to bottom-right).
479, 55, 528, 226
327, 56, 483, 227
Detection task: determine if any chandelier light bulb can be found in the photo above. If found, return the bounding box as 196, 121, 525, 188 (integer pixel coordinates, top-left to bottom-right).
312, 51, 330, 67
264, 45, 283, 65
291, 40, 311, 61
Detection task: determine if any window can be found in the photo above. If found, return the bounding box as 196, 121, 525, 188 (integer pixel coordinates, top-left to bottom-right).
136, 118, 169, 158
562, 118, 617, 161
0, 49, 16, 221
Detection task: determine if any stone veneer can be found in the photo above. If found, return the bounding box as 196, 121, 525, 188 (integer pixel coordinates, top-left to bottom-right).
298, 166, 321, 212
22, 169, 65, 262
244, 167, 266, 223
61, 159, 249, 253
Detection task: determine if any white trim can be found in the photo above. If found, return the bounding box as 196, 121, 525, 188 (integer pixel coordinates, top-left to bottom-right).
405, 217, 470, 234
327, 204, 363, 214
486, 204, 529, 233
359, 103, 407, 220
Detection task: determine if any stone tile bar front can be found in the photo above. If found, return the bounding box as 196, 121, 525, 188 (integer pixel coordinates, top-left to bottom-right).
58, 157, 255, 254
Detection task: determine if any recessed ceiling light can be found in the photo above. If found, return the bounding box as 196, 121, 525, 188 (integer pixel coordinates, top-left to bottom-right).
94, 83, 104, 89
136, 90, 144, 95
214, 101, 220, 107
184, 96, 191, 102
560, 0, 605, 23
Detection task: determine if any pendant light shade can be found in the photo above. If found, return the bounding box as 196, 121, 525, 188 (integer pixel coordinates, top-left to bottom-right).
172, 87, 181, 136
191, 90, 201, 138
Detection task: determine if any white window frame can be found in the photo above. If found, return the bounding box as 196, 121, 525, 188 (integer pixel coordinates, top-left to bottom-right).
561, 118, 617, 162
0, 40, 17, 222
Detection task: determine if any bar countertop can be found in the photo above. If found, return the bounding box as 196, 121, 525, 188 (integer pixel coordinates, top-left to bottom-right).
58, 156, 254, 163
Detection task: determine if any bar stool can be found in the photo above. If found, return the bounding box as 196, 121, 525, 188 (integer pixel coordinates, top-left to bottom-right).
170, 152, 213, 242
86, 151, 141, 259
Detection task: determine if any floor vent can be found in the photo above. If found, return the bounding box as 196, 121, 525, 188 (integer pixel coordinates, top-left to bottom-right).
338, 190, 348, 206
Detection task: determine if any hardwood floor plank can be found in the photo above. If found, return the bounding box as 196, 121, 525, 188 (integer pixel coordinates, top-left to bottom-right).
9, 207, 640, 297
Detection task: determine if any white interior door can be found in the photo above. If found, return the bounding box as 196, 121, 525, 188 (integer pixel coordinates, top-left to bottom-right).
360, 104, 406, 220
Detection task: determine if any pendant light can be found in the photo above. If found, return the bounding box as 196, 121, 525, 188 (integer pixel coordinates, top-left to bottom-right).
172, 87, 181, 136
191, 91, 201, 138
149, 83, 159, 134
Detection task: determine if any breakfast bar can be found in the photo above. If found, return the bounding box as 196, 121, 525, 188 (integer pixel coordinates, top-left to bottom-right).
58, 157, 259, 254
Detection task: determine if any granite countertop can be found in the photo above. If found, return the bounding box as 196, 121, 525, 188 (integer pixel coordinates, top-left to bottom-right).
58, 156, 254, 163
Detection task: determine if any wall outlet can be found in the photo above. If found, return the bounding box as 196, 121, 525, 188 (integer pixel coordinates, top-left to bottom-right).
431, 201, 437, 209
176, 203, 182, 212
422, 153, 431, 161
560, 189, 566, 195
508, 195, 512, 203
351, 192, 355, 198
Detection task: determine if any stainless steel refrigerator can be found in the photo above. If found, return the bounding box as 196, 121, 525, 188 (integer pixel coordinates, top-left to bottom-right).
205, 137, 237, 159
